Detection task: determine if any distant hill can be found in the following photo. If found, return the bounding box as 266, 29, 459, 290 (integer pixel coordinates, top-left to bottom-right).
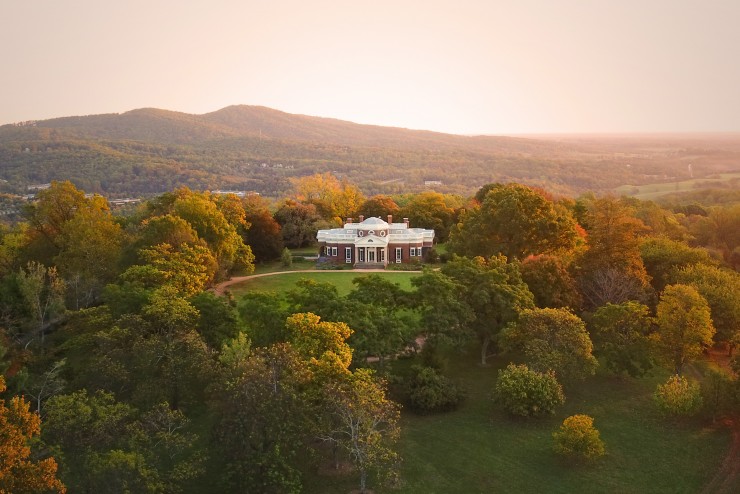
1, 105, 738, 199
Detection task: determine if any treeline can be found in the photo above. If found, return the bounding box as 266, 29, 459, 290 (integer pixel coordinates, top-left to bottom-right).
1, 178, 739, 492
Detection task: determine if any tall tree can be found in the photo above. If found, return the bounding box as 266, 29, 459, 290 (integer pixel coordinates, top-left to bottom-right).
578, 196, 651, 308
17, 262, 65, 346
654, 284, 715, 375
449, 183, 581, 260
319, 369, 401, 494
241, 195, 284, 262
441, 256, 534, 366
398, 191, 457, 241
358, 195, 400, 220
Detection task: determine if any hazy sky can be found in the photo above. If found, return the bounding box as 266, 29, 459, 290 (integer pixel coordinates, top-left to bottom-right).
2, 0, 739, 134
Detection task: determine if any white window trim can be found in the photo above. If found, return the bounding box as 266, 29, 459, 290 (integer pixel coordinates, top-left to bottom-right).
395, 247, 402, 263
345, 247, 352, 263
332, 247, 337, 256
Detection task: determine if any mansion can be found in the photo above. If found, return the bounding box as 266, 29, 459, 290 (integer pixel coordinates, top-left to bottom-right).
317, 215, 435, 267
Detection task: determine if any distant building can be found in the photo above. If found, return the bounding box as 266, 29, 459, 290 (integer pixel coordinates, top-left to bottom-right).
424, 180, 442, 187
316, 216, 434, 267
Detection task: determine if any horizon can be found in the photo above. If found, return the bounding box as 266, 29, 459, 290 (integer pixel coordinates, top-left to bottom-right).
2, 1, 740, 135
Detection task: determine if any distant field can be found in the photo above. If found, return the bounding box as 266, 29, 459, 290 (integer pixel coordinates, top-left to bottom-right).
615, 172, 740, 201
227, 270, 420, 298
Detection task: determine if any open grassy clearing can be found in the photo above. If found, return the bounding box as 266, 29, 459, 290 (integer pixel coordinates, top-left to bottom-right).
615, 172, 740, 201
228, 270, 420, 298
304, 346, 730, 494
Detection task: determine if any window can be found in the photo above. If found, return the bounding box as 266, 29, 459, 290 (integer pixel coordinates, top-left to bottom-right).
332, 247, 337, 256
410, 247, 417, 256
345, 247, 352, 263
395, 247, 402, 263
324, 246, 330, 256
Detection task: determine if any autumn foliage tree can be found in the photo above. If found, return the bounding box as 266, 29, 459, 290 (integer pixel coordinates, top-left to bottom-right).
0, 376, 66, 493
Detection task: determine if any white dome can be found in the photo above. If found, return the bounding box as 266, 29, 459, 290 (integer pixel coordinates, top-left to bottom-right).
360, 217, 389, 227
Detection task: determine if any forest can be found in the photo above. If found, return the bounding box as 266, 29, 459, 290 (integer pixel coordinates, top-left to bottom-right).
1, 173, 739, 493
2, 106, 739, 200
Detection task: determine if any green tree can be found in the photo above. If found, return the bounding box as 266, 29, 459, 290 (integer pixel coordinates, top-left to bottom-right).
503, 308, 597, 382
589, 301, 654, 377
406, 365, 465, 414
399, 191, 457, 241
441, 255, 535, 366
449, 183, 581, 260
281, 247, 293, 267
273, 200, 323, 248
319, 369, 401, 494
215, 343, 313, 493
654, 284, 715, 375
553, 415, 605, 463
0, 376, 66, 494
238, 291, 291, 347
672, 264, 740, 355
640, 236, 716, 292
494, 363, 565, 417
17, 261, 65, 346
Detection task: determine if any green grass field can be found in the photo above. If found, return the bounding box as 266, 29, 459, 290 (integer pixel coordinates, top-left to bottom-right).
615, 172, 740, 201
305, 348, 730, 494
228, 270, 420, 298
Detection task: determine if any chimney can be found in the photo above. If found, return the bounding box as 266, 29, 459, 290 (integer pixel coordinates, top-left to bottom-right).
387, 214, 393, 224
347, 217, 353, 224
359, 215, 364, 222
403, 217, 409, 227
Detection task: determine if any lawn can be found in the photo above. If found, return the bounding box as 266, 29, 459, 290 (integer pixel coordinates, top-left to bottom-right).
304, 347, 731, 494
228, 270, 421, 298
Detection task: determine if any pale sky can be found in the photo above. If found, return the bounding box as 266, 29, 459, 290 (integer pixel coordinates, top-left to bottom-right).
2, 0, 739, 134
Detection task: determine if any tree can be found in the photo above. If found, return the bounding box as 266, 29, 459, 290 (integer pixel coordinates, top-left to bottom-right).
449, 183, 581, 260
358, 195, 400, 219
292, 172, 364, 223
654, 375, 703, 417
18, 359, 66, 416
241, 195, 284, 262
286, 312, 353, 376
672, 264, 740, 354
132, 242, 218, 296
55, 205, 124, 308
503, 308, 597, 382
238, 291, 291, 348
654, 284, 715, 375
189, 291, 242, 349
398, 191, 457, 241
520, 254, 581, 310
405, 365, 465, 414
273, 200, 323, 248
494, 363, 565, 417
578, 196, 651, 308
17, 261, 65, 346
319, 369, 401, 493
0, 376, 66, 493
346, 275, 417, 368
215, 343, 314, 493
640, 236, 716, 292
589, 301, 654, 377
552, 415, 605, 463
441, 255, 534, 366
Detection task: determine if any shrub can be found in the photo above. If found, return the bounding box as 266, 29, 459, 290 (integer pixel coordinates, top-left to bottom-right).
654, 374, 703, 417
423, 247, 440, 264
281, 247, 293, 267
406, 365, 465, 414
494, 363, 565, 417
553, 414, 606, 463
